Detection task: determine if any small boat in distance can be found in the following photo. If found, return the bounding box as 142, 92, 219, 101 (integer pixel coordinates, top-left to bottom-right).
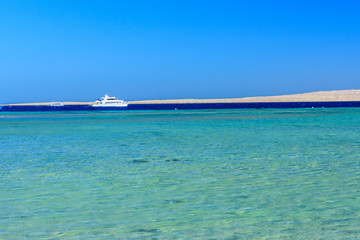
50, 102, 64, 107
92, 94, 128, 107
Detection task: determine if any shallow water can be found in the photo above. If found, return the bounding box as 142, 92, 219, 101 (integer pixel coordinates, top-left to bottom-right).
1, 109, 360, 239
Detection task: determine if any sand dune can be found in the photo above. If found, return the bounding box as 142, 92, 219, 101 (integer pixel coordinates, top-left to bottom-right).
129, 90, 360, 104
6, 90, 360, 106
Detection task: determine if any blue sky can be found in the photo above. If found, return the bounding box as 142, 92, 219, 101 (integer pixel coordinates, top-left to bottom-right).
0, 0, 359, 103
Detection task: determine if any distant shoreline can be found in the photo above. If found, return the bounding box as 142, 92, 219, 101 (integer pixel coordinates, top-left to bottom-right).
3, 89, 360, 106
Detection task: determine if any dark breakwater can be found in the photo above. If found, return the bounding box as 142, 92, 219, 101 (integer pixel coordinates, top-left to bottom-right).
1, 101, 360, 112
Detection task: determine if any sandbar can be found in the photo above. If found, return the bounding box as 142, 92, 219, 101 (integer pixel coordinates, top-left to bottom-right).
5, 89, 360, 106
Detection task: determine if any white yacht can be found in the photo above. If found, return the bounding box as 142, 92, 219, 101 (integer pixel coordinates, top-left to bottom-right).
92, 94, 128, 107
50, 102, 64, 106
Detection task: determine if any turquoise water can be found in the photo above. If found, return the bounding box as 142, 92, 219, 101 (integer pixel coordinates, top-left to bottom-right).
1, 109, 360, 239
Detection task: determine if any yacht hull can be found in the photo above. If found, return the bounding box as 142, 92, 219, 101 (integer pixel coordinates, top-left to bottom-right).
91, 104, 128, 107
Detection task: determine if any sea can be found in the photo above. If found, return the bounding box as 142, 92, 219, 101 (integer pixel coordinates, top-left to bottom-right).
1, 108, 360, 239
